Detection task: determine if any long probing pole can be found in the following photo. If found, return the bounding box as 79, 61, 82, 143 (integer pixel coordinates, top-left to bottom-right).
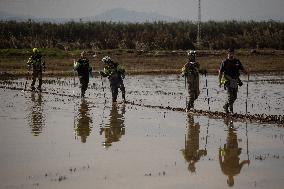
245, 72, 250, 163
72, 59, 77, 139
185, 75, 188, 111
73, 59, 76, 93
245, 73, 249, 115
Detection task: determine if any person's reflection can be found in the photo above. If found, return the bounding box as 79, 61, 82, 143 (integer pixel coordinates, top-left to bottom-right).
28, 92, 45, 136
182, 114, 207, 173
75, 98, 92, 143
100, 103, 125, 148
219, 118, 250, 187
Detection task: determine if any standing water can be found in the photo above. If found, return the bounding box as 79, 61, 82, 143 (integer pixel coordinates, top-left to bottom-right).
0, 74, 283, 189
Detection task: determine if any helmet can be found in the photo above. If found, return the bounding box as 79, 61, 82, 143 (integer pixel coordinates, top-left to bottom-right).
102, 56, 112, 64
187, 50, 196, 62
187, 50, 196, 56
32, 48, 39, 53
227, 48, 235, 53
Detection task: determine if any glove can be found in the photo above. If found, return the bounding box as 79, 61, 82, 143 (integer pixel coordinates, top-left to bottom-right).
99, 71, 107, 77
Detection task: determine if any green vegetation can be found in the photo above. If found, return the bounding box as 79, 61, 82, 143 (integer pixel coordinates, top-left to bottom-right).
1, 20, 283, 50
1, 20, 283, 76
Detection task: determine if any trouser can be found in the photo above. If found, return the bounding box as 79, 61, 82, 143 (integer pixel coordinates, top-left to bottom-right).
224, 86, 238, 112
187, 77, 200, 109
31, 71, 43, 89
110, 80, 125, 102
79, 76, 89, 97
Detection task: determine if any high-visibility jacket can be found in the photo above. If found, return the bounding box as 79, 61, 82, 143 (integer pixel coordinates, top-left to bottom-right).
27, 53, 45, 71
74, 58, 92, 77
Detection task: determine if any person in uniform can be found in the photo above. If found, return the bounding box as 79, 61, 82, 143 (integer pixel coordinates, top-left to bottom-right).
181, 50, 200, 111
218, 48, 248, 113
100, 56, 126, 103
27, 48, 46, 91
74, 51, 92, 97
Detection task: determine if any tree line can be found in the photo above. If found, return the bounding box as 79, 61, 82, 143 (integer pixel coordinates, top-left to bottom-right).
0, 20, 283, 50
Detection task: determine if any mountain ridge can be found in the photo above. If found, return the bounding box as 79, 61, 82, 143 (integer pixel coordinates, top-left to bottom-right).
0, 8, 178, 23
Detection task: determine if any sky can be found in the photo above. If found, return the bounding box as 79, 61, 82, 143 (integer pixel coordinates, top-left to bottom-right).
0, 0, 283, 21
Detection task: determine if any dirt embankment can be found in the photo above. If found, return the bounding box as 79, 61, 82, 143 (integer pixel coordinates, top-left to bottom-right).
1, 49, 284, 77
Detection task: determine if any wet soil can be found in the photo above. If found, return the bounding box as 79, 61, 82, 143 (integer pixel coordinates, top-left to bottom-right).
0, 74, 283, 189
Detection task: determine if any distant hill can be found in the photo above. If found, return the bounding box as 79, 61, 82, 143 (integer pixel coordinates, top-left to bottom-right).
0, 10, 68, 23
87, 8, 177, 22
0, 8, 178, 23
0, 10, 29, 21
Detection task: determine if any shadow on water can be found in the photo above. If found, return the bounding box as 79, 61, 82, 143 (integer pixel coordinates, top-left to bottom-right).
100, 103, 126, 148
75, 98, 93, 143
181, 114, 207, 173
219, 117, 250, 187
27, 92, 45, 136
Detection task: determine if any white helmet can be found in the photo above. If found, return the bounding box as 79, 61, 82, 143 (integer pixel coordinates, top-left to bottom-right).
187, 50, 196, 56
102, 56, 112, 63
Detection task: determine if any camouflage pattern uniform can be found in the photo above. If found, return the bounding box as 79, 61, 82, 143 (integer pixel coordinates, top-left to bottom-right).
182, 60, 200, 110
27, 51, 45, 91
100, 58, 125, 102
74, 55, 92, 97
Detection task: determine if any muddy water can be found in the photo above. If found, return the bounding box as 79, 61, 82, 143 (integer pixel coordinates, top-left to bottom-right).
0, 74, 283, 189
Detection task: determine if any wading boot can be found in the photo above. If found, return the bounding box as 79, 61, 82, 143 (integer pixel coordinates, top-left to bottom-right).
223, 104, 229, 113
187, 101, 193, 112
81, 90, 85, 98
112, 97, 117, 103
229, 105, 234, 114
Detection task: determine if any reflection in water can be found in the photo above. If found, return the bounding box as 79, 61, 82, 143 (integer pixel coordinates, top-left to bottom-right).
28, 92, 45, 136
75, 99, 92, 143
219, 118, 250, 187
182, 114, 207, 173
100, 103, 126, 148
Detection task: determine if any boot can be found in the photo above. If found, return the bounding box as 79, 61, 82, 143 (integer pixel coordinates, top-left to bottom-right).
122, 92, 126, 102
229, 104, 234, 114
38, 79, 42, 91
81, 89, 85, 98
37, 86, 42, 92
187, 101, 193, 112
223, 104, 229, 113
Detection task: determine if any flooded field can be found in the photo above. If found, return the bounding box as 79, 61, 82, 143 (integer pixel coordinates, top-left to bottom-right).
0, 74, 283, 189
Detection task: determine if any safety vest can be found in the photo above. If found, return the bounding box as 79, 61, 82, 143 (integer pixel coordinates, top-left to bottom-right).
103, 63, 125, 78
74, 58, 92, 77
27, 54, 44, 71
